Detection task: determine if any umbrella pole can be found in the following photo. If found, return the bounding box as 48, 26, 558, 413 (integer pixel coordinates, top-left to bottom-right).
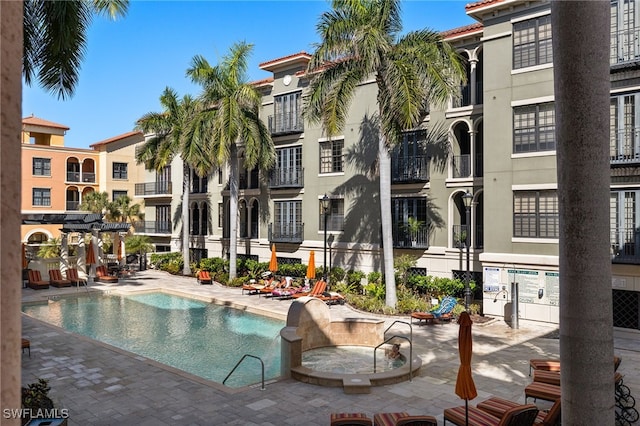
465, 400, 469, 426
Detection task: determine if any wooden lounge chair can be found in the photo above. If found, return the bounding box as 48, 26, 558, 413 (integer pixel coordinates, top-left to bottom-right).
196, 270, 212, 285
529, 355, 621, 375
66, 268, 87, 287
373, 412, 438, 426
330, 412, 373, 426
95, 265, 119, 283
48, 269, 72, 287
532, 369, 560, 386
22, 338, 30, 357
27, 270, 49, 290
524, 381, 561, 403
444, 404, 539, 426
477, 397, 561, 426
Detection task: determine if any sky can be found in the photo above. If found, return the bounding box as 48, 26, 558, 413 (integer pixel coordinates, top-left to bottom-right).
22, 1, 476, 149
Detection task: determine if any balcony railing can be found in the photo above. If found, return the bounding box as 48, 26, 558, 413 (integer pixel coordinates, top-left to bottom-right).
392, 155, 430, 183
392, 223, 430, 249
452, 155, 471, 178
133, 221, 172, 234
451, 81, 483, 108
611, 128, 640, 164
67, 171, 80, 182
268, 112, 304, 135
135, 181, 172, 196
82, 172, 96, 183
269, 168, 304, 188
452, 224, 470, 249
611, 28, 640, 66
268, 223, 304, 243
66, 201, 79, 211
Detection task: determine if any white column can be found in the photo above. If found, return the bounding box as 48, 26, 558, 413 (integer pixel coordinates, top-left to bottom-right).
469, 58, 478, 106
60, 233, 69, 274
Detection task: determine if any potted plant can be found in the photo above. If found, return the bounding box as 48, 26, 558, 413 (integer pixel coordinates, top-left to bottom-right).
21, 378, 68, 425
405, 217, 423, 247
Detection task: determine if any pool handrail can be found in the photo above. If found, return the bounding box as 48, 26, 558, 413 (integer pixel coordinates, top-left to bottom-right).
384, 320, 412, 345
223, 354, 265, 390
373, 335, 413, 381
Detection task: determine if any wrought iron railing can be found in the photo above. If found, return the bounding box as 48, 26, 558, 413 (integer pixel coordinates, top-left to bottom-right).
134, 181, 172, 196
268, 112, 304, 135
66, 201, 79, 211
268, 223, 304, 243
392, 223, 430, 249
82, 172, 96, 183
66, 171, 80, 182
610, 128, 640, 164
269, 168, 304, 188
133, 221, 172, 234
392, 156, 430, 183
452, 224, 470, 249
611, 28, 640, 65
612, 229, 640, 264
452, 154, 471, 178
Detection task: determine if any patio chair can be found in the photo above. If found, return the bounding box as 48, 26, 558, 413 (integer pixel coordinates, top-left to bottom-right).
444, 404, 538, 426
373, 412, 438, 426
27, 270, 49, 290
477, 397, 561, 426
292, 280, 327, 299
22, 338, 30, 357
48, 269, 72, 288
429, 295, 458, 321
196, 270, 212, 285
330, 412, 373, 426
95, 265, 119, 283
529, 355, 621, 375
66, 268, 87, 287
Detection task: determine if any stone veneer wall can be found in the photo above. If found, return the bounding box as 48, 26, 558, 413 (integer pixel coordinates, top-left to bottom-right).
280, 297, 384, 378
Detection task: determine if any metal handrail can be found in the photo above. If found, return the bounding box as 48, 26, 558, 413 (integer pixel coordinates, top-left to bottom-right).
374, 335, 413, 381
222, 354, 265, 390
383, 320, 412, 345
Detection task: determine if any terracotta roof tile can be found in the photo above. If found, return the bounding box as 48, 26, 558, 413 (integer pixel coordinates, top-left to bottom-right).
441, 23, 484, 39
89, 131, 144, 148
259, 52, 312, 71
22, 115, 69, 130
465, 0, 506, 12
251, 77, 274, 87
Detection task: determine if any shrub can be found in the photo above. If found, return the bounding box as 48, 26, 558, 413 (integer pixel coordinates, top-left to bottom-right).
199, 257, 227, 273
395, 285, 429, 314
279, 263, 307, 278
346, 270, 365, 286
367, 271, 382, 284
329, 266, 346, 284
363, 281, 385, 301
332, 280, 361, 295
228, 277, 248, 287
22, 378, 54, 412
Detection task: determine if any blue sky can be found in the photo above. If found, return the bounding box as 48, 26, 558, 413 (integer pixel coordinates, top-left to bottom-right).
22, 1, 475, 149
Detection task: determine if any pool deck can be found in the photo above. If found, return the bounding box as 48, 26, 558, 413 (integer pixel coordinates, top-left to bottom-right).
21, 269, 640, 425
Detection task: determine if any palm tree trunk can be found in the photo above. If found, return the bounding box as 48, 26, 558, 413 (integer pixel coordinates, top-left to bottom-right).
228, 144, 239, 280
379, 131, 397, 307
552, 2, 614, 424
182, 163, 191, 276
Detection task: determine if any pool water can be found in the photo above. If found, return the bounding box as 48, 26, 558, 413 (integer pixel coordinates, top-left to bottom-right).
302, 346, 405, 374
22, 292, 284, 387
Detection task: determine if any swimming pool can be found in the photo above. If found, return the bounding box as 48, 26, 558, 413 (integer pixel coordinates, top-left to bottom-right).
22, 292, 284, 387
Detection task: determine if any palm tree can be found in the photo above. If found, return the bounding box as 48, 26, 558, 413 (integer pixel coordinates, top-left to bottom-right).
124, 234, 153, 268
136, 88, 208, 276
23, 0, 128, 99
78, 191, 110, 213
304, 0, 464, 307
186, 41, 275, 280
110, 195, 143, 224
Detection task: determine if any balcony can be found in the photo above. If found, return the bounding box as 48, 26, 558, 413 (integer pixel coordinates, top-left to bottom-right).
611, 28, 640, 66
451, 81, 483, 108
452, 224, 470, 249
66, 201, 79, 211
392, 155, 430, 183
133, 221, 172, 235
269, 168, 304, 188
452, 155, 471, 178
392, 223, 430, 249
67, 171, 80, 182
268, 223, 304, 243
268, 112, 304, 135
82, 172, 96, 183
611, 128, 640, 164
135, 181, 172, 196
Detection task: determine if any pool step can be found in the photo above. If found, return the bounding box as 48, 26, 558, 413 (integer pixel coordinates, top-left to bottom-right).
343, 376, 371, 394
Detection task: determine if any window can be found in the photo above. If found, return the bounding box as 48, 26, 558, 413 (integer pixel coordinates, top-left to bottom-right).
319, 198, 345, 232
392, 197, 430, 247
513, 15, 552, 69
319, 140, 344, 173
514, 190, 558, 238
513, 102, 555, 153
610, 93, 640, 160
273, 200, 303, 240
218, 203, 224, 228
32, 158, 51, 176
33, 188, 51, 207
611, 0, 640, 64
272, 92, 303, 133
112, 162, 128, 179
392, 130, 429, 182
271, 146, 303, 187
157, 205, 171, 233
611, 190, 640, 259
112, 190, 127, 201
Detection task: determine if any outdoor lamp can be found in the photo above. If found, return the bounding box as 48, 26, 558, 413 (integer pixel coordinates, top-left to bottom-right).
462, 190, 473, 311
321, 194, 330, 281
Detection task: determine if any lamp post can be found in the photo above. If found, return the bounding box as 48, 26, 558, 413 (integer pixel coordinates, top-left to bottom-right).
462, 190, 473, 311
321, 194, 330, 282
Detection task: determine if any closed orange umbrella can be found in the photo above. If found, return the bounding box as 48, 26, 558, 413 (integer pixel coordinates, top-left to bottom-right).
269, 244, 278, 273
306, 251, 316, 279
86, 242, 96, 265
117, 241, 123, 261
455, 311, 477, 425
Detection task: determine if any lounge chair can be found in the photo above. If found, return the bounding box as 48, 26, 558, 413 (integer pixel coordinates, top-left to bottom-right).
95, 265, 119, 283
48, 269, 72, 287
444, 404, 539, 426
196, 270, 212, 285
477, 397, 561, 426
292, 280, 327, 299
430, 295, 458, 319
27, 270, 49, 290
529, 355, 621, 375
22, 338, 30, 357
66, 268, 87, 287
532, 370, 560, 386
373, 412, 438, 426
524, 381, 561, 403
330, 413, 373, 426
271, 277, 302, 299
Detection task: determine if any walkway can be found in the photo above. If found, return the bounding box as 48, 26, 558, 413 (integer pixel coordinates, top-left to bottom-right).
21, 269, 640, 425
